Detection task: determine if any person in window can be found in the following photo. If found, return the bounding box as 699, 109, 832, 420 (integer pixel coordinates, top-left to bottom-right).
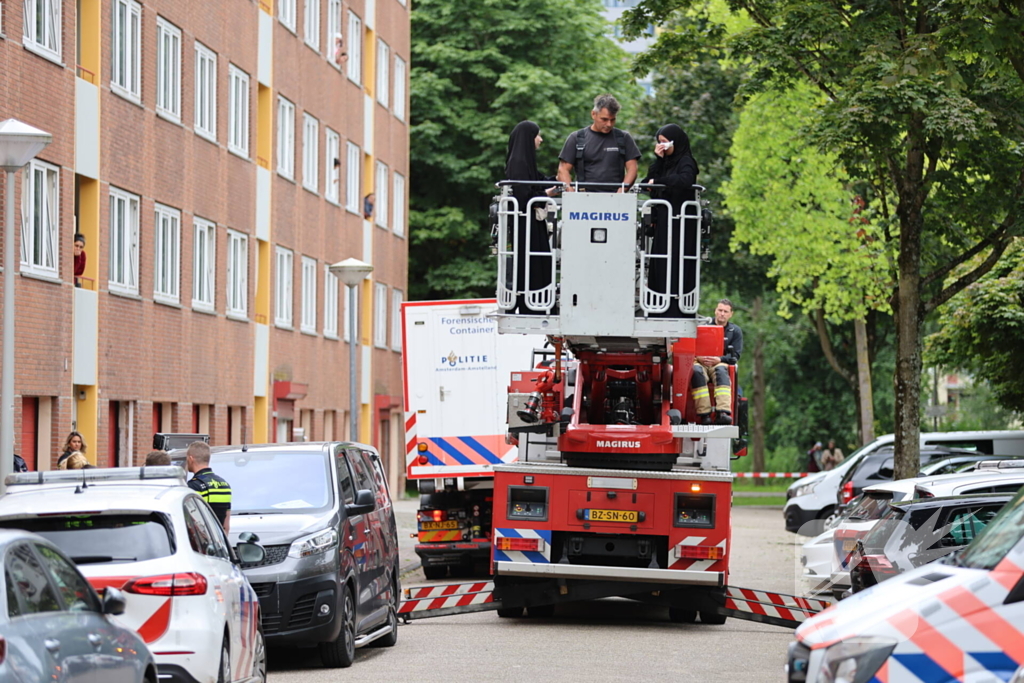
504, 120, 558, 314
186, 441, 232, 531
333, 33, 348, 66
58, 431, 87, 468
363, 192, 375, 220
640, 124, 699, 318
73, 233, 87, 287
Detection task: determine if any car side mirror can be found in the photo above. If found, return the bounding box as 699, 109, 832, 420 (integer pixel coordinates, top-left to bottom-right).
346, 489, 375, 516
102, 586, 126, 616
236, 540, 266, 565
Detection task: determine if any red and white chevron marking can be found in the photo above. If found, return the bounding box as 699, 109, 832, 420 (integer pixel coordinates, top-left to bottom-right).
405, 411, 418, 465
725, 586, 830, 623
734, 472, 809, 478
399, 581, 494, 614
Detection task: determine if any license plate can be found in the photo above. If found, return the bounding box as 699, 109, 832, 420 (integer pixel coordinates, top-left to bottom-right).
842, 540, 857, 553
420, 520, 459, 530
585, 509, 639, 523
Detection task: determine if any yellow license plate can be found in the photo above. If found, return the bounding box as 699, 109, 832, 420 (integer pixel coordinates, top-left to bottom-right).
420, 520, 459, 531
586, 509, 639, 523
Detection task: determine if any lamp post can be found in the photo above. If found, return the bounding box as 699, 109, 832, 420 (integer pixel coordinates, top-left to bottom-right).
0, 119, 52, 495
329, 258, 373, 442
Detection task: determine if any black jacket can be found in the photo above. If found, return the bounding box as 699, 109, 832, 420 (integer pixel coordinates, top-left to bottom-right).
721, 321, 743, 365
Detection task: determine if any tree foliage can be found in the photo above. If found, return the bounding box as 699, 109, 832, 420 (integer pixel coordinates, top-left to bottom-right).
409, 0, 642, 300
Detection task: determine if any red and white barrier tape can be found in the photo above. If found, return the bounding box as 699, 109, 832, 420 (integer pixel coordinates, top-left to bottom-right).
734, 472, 809, 478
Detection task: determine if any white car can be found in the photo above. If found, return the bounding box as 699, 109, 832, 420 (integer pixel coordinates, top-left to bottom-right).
0, 467, 268, 683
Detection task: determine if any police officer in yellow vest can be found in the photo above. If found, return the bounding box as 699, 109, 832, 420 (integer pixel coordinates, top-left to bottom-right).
186, 441, 232, 532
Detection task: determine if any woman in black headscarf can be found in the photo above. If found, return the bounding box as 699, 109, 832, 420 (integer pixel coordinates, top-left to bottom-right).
642, 124, 699, 318
504, 121, 557, 314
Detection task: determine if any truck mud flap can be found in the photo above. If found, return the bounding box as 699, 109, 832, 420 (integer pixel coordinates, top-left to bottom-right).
399, 581, 498, 622
717, 586, 832, 629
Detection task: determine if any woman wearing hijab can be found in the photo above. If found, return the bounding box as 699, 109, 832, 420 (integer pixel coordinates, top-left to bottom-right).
504, 121, 557, 314
642, 124, 699, 318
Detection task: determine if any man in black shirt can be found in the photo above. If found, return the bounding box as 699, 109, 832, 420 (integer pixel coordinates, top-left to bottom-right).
186, 441, 232, 531
692, 299, 744, 425
557, 94, 641, 192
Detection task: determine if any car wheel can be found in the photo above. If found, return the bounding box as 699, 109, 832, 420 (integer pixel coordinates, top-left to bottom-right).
668, 607, 697, 623
699, 610, 727, 625
251, 625, 267, 683
496, 605, 524, 618
423, 565, 447, 580
216, 636, 231, 683
319, 587, 356, 668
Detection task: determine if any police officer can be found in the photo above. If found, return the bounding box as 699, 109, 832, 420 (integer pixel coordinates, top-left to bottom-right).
186, 441, 232, 531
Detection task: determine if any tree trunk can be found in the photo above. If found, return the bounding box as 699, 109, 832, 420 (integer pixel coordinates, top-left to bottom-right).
751, 296, 767, 485
854, 318, 875, 445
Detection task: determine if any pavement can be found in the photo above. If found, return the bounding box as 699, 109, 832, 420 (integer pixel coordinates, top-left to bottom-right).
393, 496, 422, 579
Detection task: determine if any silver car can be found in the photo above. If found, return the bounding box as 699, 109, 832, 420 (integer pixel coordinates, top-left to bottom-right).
0, 528, 156, 683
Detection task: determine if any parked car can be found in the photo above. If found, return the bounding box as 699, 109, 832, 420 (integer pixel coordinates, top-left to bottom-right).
0, 528, 156, 683
783, 430, 1024, 535
918, 454, 1021, 476
195, 442, 401, 669
0, 467, 267, 683
849, 493, 1011, 593
836, 446, 980, 506
914, 465, 1024, 498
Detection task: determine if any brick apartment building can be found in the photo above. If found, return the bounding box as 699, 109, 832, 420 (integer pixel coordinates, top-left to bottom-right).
0, 0, 409, 490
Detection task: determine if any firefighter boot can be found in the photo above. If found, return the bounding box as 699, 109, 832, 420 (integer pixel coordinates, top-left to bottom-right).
712, 364, 733, 424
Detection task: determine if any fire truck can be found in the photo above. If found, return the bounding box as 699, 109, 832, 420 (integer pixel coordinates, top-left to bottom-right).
400, 181, 827, 628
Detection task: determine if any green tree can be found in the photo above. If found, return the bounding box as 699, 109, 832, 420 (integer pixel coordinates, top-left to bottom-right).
622, 0, 1024, 480
410, 0, 642, 300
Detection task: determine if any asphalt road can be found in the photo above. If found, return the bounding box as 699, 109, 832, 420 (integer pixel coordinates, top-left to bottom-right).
267, 504, 811, 682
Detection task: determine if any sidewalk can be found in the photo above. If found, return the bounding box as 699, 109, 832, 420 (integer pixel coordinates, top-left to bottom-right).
393, 496, 423, 580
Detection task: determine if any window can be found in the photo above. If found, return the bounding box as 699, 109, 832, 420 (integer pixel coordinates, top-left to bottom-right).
327, 0, 342, 67
35, 545, 101, 613
275, 246, 293, 327
156, 18, 182, 120
304, 0, 320, 51
277, 97, 295, 179
375, 161, 389, 228
111, 0, 142, 99
376, 39, 390, 108
228, 65, 250, 157
153, 204, 180, 302
23, 0, 61, 60
343, 280, 358, 342
346, 142, 361, 212
324, 265, 339, 338
334, 449, 355, 503
108, 188, 140, 294
193, 218, 216, 310
392, 172, 405, 237
5, 543, 61, 614
302, 113, 319, 192
325, 128, 340, 203
391, 288, 403, 351
301, 256, 317, 333
194, 43, 217, 140
226, 230, 248, 317
279, 0, 295, 30
374, 282, 388, 348
20, 160, 58, 278
346, 11, 362, 84
394, 56, 406, 121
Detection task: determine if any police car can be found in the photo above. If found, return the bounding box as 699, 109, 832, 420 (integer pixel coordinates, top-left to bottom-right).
0, 467, 267, 683
788, 486, 1024, 682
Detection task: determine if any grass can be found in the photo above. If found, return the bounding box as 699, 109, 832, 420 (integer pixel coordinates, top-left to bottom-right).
731, 479, 797, 493
732, 495, 787, 506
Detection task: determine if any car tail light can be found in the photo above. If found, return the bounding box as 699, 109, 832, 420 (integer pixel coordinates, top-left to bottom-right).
417, 509, 447, 523
915, 486, 934, 499
674, 545, 725, 560
123, 573, 208, 596
495, 536, 545, 552
841, 481, 854, 504
0, 635, 6, 665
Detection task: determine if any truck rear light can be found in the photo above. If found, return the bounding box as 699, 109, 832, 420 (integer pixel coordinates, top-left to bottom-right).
123, 572, 208, 596
495, 537, 545, 553
674, 545, 725, 560
417, 454, 429, 465
417, 509, 448, 522
841, 481, 854, 504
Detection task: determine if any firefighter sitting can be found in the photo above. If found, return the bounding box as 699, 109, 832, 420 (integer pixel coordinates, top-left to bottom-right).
691, 299, 743, 425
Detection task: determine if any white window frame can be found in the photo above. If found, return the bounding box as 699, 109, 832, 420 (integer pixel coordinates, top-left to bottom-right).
19, 159, 59, 278
304, 0, 320, 51
277, 96, 295, 179
375, 161, 389, 228
302, 113, 319, 193
393, 55, 407, 121
346, 11, 362, 85
279, 0, 296, 31
194, 42, 217, 141
343, 281, 358, 343
228, 65, 250, 158
327, 0, 343, 69
226, 230, 248, 317
192, 217, 216, 311
376, 39, 390, 108
323, 265, 339, 338
108, 187, 140, 295
345, 142, 361, 213
153, 204, 181, 303
156, 18, 182, 121
275, 246, 294, 328
23, 0, 62, 61
373, 282, 388, 349
325, 128, 341, 203
301, 256, 317, 334
392, 172, 405, 238
111, 0, 142, 100
391, 288, 403, 351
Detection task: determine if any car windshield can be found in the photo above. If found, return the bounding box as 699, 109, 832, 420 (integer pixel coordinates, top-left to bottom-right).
848, 493, 892, 520
212, 451, 333, 514
0, 513, 175, 564
956, 491, 1024, 570
861, 506, 906, 553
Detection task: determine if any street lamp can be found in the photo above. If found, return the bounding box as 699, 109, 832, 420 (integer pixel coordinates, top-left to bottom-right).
329, 258, 373, 442
0, 119, 52, 495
